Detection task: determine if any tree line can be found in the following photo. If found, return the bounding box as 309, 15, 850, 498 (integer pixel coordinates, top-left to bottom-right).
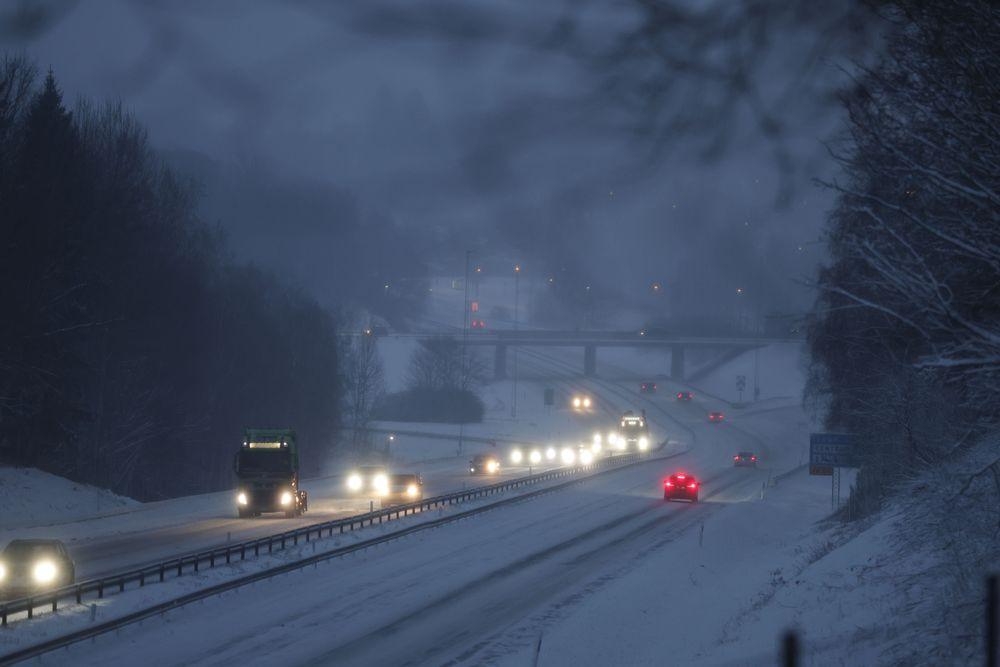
807, 0, 1000, 516
0, 57, 341, 500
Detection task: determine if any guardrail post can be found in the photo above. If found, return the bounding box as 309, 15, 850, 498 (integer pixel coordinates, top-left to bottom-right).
340, 524, 344, 534
210, 553, 215, 568
26, 599, 33, 619
177, 561, 182, 577
281, 536, 286, 549
98, 582, 104, 599
194, 558, 199, 573
76, 586, 82, 604
782, 630, 799, 667
293, 533, 298, 546
269, 539, 273, 554
226, 549, 231, 564
1, 605, 6, 626
988, 574, 998, 667
160, 565, 165, 582
51, 596, 57, 613
140, 572, 145, 587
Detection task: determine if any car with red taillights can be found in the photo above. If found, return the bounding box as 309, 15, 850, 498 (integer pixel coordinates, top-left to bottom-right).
640, 381, 657, 394
733, 451, 757, 467
708, 411, 725, 422
676, 391, 692, 401
664, 472, 700, 502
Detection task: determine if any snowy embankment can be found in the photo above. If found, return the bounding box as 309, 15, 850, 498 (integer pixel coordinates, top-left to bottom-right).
0, 467, 137, 532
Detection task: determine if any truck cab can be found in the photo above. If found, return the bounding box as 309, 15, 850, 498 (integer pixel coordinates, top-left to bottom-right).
617, 411, 651, 452
234, 429, 308, 518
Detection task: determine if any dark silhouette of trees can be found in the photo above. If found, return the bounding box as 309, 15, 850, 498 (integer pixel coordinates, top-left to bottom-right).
808, 0, 1000, 516
0, 58, 342, 500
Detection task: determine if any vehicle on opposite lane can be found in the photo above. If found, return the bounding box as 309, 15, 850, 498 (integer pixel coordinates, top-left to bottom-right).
733, 452, 758, 467
664, 472, 700, 502
380, 474, 424, 507
0, 539, 75, 598
708, 411, 725, 423
346, 465, 389, 496
469, 454, 501, 475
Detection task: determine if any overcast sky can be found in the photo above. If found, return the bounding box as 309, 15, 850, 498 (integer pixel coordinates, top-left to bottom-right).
4, 0, 873, 322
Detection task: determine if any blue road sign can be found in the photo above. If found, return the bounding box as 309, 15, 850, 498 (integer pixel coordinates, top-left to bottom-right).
810, 433, 859, 469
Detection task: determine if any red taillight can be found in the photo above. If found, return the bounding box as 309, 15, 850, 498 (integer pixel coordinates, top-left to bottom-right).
688, 482, 697, 489
665, 481, 673, 487
733, 455, 740, 460
751, 456, 757, 461
677, 393, 683, 398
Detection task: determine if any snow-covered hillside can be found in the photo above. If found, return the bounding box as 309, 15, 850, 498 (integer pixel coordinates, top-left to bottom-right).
0, 467, 137, 532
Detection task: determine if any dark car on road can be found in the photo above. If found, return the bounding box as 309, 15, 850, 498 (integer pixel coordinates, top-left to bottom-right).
640, 382, 657, 393
676, 391, 692, 401
708, 411, 725, 422
469, 454, 500, 475
733, 452, 758, 467
664, 472, 700, 502
0, 539, 75, 598
380, 473, 424, 507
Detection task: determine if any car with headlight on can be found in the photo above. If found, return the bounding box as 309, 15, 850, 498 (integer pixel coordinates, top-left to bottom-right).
571, 394, 593, 412
619, 411, 651, 451
664, 472, 700, 502
733, 451, 758, 467
345, 465, 390, 496
0, 539, 75, 598
676, 391, 692, 401
470, 454, 501, 475
708, 411, 725, 423
380, 473, 424, 507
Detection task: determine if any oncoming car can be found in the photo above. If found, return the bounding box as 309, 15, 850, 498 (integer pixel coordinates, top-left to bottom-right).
708, 411, 726, 423
380, 474, 424, 507
345, 465, 389, 496
470, 454, 501, 475
733, 452, 758, 467
571, 394, 593, 412
664, 473, 700, 502
0, 539, 75, 597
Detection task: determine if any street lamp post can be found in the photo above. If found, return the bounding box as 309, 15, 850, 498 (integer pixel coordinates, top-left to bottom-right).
512, 263, 521, 419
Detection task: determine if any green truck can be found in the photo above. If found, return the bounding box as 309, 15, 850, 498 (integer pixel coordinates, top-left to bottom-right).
234, 429, 308, 518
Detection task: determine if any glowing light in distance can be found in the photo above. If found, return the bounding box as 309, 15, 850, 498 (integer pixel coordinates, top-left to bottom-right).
545, 447, 557, 461
237, 492, 248, 506
529, 450, 542, 464
561, 447, 577, 465
373, 473, 389, 495
347, 474, 363, 492
280, 491, 293, 506
510, 448, 523, 464
580, 450, 594, 465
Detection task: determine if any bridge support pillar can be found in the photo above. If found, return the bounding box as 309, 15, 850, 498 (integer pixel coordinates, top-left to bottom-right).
584, 345, 597, 377
494, 344, 508, 380
670, 344, 686, 381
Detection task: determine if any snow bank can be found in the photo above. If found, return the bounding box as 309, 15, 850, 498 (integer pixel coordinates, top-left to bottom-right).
0, 467, 137, 532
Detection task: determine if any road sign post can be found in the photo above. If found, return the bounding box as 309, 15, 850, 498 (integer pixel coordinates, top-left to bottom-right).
810, 433, 859, 509
736, 375, 746, 402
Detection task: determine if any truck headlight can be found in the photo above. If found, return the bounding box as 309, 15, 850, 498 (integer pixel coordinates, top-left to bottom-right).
580, 450, 594, 464
572, 397, 581, 408
33, 560, 58, 584
0, 562, 6, 582
529, 450, 542, 464
545, 447, 556, 461
373, 474, 389, 495
406, 484, 419, 497
280, 491, 293, 506
237, 492, 248, 506
510, 448, 523, 464
347, 473, 363, 492
486, 460, 499, 473
582, 397, 592, 408
561, 447, 576, 464
639, 437, 649, 451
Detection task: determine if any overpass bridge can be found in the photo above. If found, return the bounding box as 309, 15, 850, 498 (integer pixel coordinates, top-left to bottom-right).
422, 330, 803, 381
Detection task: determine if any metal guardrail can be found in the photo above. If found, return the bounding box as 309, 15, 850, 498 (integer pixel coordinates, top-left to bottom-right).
0, 449, 650, 628
0, 447, 673, 665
